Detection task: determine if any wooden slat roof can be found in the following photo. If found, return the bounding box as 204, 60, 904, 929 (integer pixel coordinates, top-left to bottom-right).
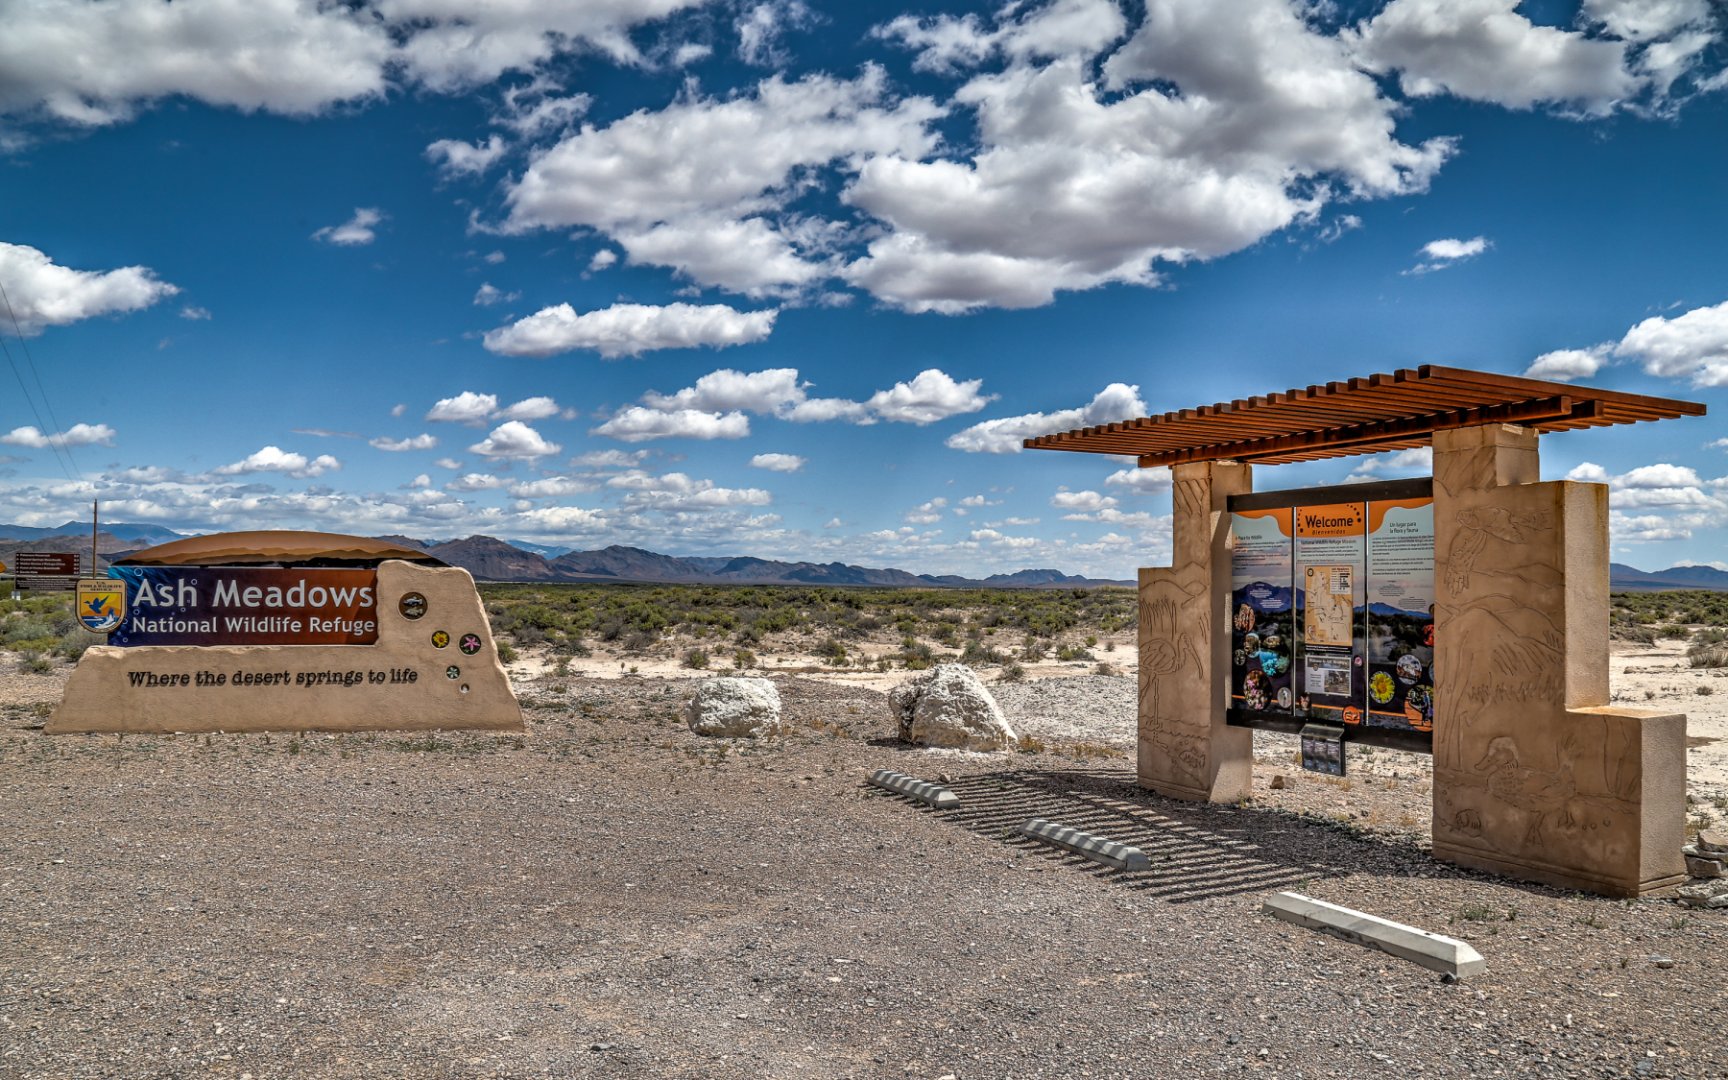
1023, 364, 1705, 467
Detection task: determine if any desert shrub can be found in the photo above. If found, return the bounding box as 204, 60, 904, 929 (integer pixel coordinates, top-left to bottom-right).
1021, 639, 1047, 662
53, 628, 94, 661
815, 637, 847, 665
1689, 644, 1728, 669
732, 648, 756, 670
496, 642, 518, 663
682, 648, 710, 670
1056, 642, 1094, 662
999, 662, 1026, 682
1613, 623, 1659, 644
1657, 624, 1692, 639
961, 640, 1006, 665
897, 640, 934, 670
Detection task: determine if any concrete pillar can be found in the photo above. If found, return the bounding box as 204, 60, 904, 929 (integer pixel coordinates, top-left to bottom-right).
1138, 460, 1253, 802
1430, 425, 1686, 896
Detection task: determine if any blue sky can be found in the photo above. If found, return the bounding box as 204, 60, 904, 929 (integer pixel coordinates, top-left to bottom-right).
2, 0, 1726, 577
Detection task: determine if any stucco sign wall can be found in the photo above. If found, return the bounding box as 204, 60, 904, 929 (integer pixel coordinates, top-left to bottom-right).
49, 559, 522, 735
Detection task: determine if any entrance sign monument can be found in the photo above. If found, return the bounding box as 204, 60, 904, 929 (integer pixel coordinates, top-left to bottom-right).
49, 531, 522, 734
1028, 366, 1705, 897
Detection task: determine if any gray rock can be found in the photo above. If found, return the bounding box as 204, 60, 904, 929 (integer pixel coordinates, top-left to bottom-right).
1698, 828, 1728, 855
683, 678, 783, 738
888, 664, 1017, 751
1685, 855, 1724, 879
1675, 880, 1728, 908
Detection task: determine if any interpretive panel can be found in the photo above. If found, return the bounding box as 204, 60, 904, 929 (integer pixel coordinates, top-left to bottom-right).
1294, 502, 1366, 726
1229, 508, 1294, 715
1365, 499, 1436, 732
107, 567, 379, 646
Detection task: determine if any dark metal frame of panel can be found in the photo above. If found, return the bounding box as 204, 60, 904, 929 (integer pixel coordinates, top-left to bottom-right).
1223, 475, 1436, 755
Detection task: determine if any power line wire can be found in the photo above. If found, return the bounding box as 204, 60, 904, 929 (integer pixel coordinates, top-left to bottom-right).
0, 276, 80, 482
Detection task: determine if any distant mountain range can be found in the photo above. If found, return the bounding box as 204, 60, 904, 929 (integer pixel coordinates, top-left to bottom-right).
1607, 562, 1728, 591
0, 523, 1130, 588
0, 520, 185, 545
4, 520, 1724, 592
411, 536, 1135, 588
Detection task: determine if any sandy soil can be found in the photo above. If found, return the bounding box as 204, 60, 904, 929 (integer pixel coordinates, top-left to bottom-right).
502, 627, 1141, 694
1611, 638, 1728, 798
5, 633, 1728, 1078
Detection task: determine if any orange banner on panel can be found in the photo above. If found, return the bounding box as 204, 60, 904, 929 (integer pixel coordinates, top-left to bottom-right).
1367, 497, 1433, 534
1231, 506, 1293, 536
1294, 503, 1365, 538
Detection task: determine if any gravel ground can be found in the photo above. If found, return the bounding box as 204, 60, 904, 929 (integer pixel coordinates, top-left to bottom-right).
4, 661, 1727, 1080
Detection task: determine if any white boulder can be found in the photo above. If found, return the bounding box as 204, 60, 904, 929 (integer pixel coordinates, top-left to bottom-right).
888, 664, 1016, 751
684, 677, 783, 737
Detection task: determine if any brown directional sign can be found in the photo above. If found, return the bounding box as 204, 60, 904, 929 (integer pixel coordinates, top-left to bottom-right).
15, 552, 79, 575
14, 551, 84, 592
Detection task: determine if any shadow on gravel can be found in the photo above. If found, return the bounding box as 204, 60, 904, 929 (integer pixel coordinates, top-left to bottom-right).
879, 766, 1434, 904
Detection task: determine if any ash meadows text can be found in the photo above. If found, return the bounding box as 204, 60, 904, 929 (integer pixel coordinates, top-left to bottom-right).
132, 577, 376, 610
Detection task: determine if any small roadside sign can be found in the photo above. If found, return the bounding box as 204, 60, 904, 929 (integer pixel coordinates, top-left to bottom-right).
14, 551, 83, 593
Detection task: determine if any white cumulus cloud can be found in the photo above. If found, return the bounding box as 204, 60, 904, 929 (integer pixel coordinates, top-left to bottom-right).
1407, 235, 1492, 274
1526, 346, 1611, 382
851, 0, 1453, 312
473, 283, 520, 307
468, 421, 561, 459
426, 134, 507, 177
497, 396, 565, 421
0, 422, 116, 448
507, 476, 597, 498
312, 207, 383, 246
866, 369, 993, 424
483, 301, 778, 359
1051, 489, 1119, 512
214, 446, 340, 478
502, 68, 940, 301
609, 470, 772, 509
1104, 466, 1173, 494
1347, 0, 1640, 114
0, 241, 178, 333
592, 407, 751, 443
946, 383, 1146, 452
643, 367, 806, 415
369, 433, 438, 452
750, 452, 805, 472
1614, 299, 1728, 387
426, 391, 500, 424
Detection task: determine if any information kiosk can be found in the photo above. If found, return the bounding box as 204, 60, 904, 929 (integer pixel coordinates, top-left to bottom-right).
1028, 365, 1704, 897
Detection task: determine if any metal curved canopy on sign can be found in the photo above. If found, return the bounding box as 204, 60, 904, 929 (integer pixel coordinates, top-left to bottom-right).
1023, 364, 1705, 467
116, 531, 446, 568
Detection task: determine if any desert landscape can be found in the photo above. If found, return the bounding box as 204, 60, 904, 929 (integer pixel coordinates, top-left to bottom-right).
4, 587, 1728, 1078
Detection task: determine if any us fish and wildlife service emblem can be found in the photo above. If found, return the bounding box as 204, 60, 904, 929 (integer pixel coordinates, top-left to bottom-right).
77, 579, 125, 633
